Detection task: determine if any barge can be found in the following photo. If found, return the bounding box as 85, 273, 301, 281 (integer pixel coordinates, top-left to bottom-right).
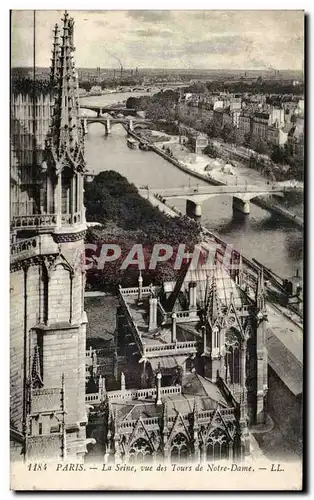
127, 137, 137, 149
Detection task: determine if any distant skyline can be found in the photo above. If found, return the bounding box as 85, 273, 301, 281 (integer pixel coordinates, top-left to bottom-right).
11, 10, 304, 71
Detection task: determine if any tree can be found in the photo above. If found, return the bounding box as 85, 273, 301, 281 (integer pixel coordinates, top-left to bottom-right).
84, 171, 202, 291
221, 123, 236, 144
126, 96, 140, 109
79, 81, 93, 92
271, 145, 289, 165
203, 142, 218, 158
253, 139, 270, 156
207, 121, 221, 138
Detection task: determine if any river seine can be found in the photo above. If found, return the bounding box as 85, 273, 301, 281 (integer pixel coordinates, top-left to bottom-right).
82, 93, 303, 279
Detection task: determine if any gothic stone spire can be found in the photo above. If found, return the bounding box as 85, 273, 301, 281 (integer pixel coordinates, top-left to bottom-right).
50, 23, 60, 83
48, 11, 85, 173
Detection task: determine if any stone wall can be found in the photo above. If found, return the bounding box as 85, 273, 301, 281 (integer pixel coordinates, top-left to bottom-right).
10, 233, 88, 459
11, 93, 54, 216
267, 365, 302, 455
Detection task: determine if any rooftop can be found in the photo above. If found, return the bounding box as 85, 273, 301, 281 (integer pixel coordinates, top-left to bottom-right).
110, 372, 233, 422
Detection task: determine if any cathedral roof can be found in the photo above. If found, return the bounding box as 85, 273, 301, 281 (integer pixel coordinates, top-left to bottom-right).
110, 373, 232, 423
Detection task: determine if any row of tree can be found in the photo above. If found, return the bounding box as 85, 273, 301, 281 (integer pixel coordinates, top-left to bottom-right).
183, 79, 304, 97
84, 171, 202, 291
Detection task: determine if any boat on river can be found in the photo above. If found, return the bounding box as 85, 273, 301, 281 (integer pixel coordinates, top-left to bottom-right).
127, 137, 137, 149
139, 140, 150, 151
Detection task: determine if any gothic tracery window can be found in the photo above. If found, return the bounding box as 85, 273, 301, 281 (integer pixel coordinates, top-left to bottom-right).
170, 433, 190, 461
206, 428, 229, 462
61, 165, 73, 214
129, 438, 152, 463
225, 327, 241, 386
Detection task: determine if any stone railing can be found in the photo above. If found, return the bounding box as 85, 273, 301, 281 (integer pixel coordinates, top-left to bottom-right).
198, 407, 235, 421
118, 416, 160, 431
85, 393, 100, 403
143, 340, 197, 358
11, 214, 57, 230
108, 385, 181, 402
10, 236, 39, 259
61, 212, 82, 225
175, 310, 199, 322
85, 385, 182, 405
119, 285, 157, 297
11, 212, 83, 231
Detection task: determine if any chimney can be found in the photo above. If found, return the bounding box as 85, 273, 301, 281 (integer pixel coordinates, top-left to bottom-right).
148, 297, 158, 331
156, 371, 162, 406
189, 281, 197, 309
171, 312, 177, 343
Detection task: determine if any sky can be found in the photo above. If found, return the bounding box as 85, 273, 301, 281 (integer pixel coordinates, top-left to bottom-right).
11, 10, 304, 71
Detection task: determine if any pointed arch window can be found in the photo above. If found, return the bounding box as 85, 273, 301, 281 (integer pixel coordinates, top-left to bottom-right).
170, 433, 190, 461
129, 438, 152, 463
206, 428, 229, 462
61, 165, 72, 214
225, 327, 241, 386
213, 326, 219, 348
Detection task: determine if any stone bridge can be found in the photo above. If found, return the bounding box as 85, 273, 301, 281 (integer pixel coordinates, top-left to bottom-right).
80, 104, 137, 116
139, 183, 303, 217
81, 116, 152, 135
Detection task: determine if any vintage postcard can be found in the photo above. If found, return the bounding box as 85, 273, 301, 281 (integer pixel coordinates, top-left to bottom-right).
10, 10, 304, 491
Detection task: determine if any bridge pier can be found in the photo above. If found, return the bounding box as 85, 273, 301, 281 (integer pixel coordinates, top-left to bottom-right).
232, 196, 250, 215
106, 118, 111, 135
186, 199, 202, 220
83, 118, 88, 135
128, 119, 134, 132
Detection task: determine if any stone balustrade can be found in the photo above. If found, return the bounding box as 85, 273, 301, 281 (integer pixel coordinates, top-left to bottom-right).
198, 407, 235, 421
119, 286, 156, 297
85, 385, 182, 405
85, 393, 100, 403
11, 212, 83, 230
108, 385, 181, 402
10, 236, 38, 258
143, 340, 197, 358
118, 416, 160, 431
61, 212, 82, 225
12, 214, 58, 230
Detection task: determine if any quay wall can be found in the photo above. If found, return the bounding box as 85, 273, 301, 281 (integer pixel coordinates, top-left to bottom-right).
129, 129, 303, 229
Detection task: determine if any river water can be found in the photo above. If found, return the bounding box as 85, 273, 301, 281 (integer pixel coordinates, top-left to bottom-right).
82, 93, 303, 279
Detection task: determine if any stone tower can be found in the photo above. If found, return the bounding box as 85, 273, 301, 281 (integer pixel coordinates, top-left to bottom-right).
10, 12, 88, 461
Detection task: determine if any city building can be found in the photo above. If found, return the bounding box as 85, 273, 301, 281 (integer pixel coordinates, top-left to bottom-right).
238, 112, 252, 140
267, 123, 289, 147
189, 132, 209, 154
10, 12, 90, 461
287, 119, 304, 157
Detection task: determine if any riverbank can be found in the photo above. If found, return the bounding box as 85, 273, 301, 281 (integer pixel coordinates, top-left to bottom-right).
129, 130, 303, 229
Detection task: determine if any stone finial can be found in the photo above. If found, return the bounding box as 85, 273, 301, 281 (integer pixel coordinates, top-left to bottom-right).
121, 372, 125, 392
156, 371, 162, 406
138, 269, 143, 302
171, 312, 177, 343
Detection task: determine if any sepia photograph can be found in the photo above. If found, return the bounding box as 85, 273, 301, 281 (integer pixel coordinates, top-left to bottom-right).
9, 9, 304, 491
